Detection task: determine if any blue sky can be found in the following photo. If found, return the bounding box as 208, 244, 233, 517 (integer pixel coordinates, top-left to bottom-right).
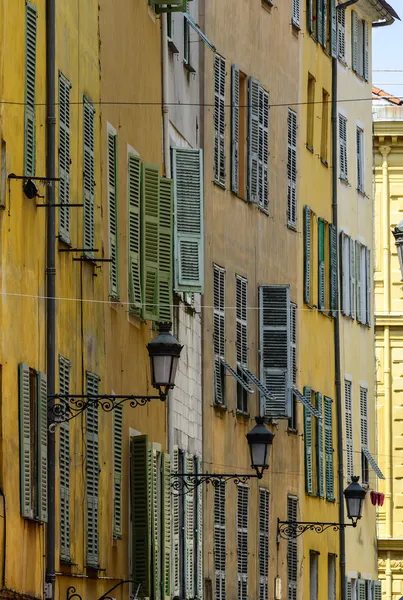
372, 1, 403, 99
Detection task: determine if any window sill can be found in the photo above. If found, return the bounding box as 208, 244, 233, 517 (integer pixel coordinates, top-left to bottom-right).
213, 179, 226, 191
232, 191, 248, 203
236, 409, 250, 419
326, 497, 336, 503
338, 57, 347, 67
213, 402, 227, 412
168, 39, 179, 54
287, 222, 297, 232
339, 176, 349, 186
320, 158, 328, 168
58, 235, 72, 248
357, 188, 365, 197
258, 205, 270, 217
306, 144, 314, 154
352, 69, 367, 83
287, 427, 298, 435
261, 0, 273, 12
60, 557, 77, 566
184, 61, 196, 74
291, 20, 301, 32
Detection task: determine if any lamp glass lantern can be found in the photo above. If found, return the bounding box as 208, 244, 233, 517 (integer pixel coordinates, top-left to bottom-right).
343, 476, 367, 525
147, 322, 183, 396
245, 417, 275, 478
392, 221, 403, 281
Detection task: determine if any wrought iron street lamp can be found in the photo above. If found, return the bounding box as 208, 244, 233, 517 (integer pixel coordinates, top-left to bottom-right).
171, 417, 274, 493
277, 476, 367, 539
147, 322, 183, 395
392, 221, 403, 280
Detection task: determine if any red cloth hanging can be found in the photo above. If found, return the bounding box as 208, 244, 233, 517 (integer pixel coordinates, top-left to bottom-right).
370, 490, 377, 505
378, 492, 385, 507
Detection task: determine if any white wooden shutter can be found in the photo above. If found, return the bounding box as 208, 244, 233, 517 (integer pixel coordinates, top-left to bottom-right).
340, 232, 350, 315
214, 55, 226, 186
324, 397, 334, 501
248, 77, 260, 203
37, 372, 48, 523
173, 147, 204, 292
83, 98, 95, 258
113, 405, 123, 538
152, 448, 160, 598
162, 453, 171, 600
258, 87, 269, 210
258, 489, 269, 600
19, 364, 33, 519
236, 276, 248, 368
292, 0, 300, 26
259, 285, 291, 418
364, 20, 369, 80
360, 386, 369, 482
349, 236, 356, 319
290, 303, 297, 387
366, 247, 371, 326
108, 128, 119, 297
339, 114, 348, 181
330, 0, 337, 57
237, 486, 248, 600
214, 484, 226, 600
287, 496, 298, 600
344, 380, 354, 480
59, 356, 71, 559
352, 11, 358, 72
287, 109, 297, 228
356, 127, 364, 193
86, 373, 100, 567
58, 73, 71, 243
195, 456, 203, 600
372, 581, 382, 600
357, 579, 366, 600
356, 241, 362, 323
304, 206, 311, 304
185, 455, 195, 598
231, 65, 240, 195
213, 265, 226, 405
172, 447, 180, 597
337, 8, 346, 61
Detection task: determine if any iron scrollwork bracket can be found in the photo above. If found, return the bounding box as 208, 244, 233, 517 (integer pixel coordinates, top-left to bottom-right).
171, 473, 261, 495
277, 518, 354, 540
67, 580, 138, 600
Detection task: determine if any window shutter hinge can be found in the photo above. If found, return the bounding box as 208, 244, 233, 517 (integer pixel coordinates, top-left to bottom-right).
44, 583, 53, 599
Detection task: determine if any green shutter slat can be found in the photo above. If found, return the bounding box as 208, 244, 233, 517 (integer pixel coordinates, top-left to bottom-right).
304, 206, 311, 304
83, 98, 95, 258
37, 372, 48, 522
248, 77, 260, 203
231, 65, 240, 195
19, 363, 33, 519
131, 435, 152, 598
324, 396, 334, 501
304, 387, 313, 494
173, 147, 204, 293
330, 0, 337, 57
86, 373, 100, 567
151, 449, 160, 599
128, 154, 142, 315
159, 177, 173, 321
316, 392, 324, 498
318, 218, 325, 311
141, 164, 160, 321
329, 224, 337, 317
59, 356, 71, 560
24, 3, 37, 177
162, 453, 171, 600
108, 130, 119, 298
113, 405, 123, 539
58, 73, 71, 243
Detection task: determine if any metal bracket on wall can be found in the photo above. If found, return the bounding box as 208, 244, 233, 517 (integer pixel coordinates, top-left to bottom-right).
277, 518, 354, 540
67, 581, 140, 600
171, 472, 261, 495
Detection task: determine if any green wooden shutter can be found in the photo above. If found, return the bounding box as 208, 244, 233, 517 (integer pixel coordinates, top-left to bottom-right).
304, 387, 313, 494
316, 392, 324, 498
213, 265, 226, 406
351, 11, 358, 72
172, 447, 180, 597
108, 129, 119, 297
24, 3, 37, 177
317, 0, 323, 44
307, 0, 313, 33
363, 21, 369, 80
195, 456, 203, 599
141, 164, 160, 321
356, 241, 362, 323
318, 219, 325, 311
324, 396, 334, 501
83, 98, 95, 258
128, 154, 142, 315
113, 405, 123, 539
19, 363, 33, 519
159, 177, 173, 321
37, 372, 48, 522
248, 77, 259, 203
152, 448, 160, 598
186, 455, 195, 598
58, 73, 71, 243
304, 206, 311, 305
338, 8, 346, 61
329, 224, 337, 317
292, 0, 300, 26
59, 356, 71, 560
339, 115, 348, 181
86, 373, 100, 567
162, 453, 171, 600
231, 65, 240, 195
322, 0, 327, 49
173, 147, 204, 293
330, 0, 337, 57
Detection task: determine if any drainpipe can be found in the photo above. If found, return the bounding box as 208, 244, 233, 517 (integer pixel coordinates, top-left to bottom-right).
45, 0, 56, 597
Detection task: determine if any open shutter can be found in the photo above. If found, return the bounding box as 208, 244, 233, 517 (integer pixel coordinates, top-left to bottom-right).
345, 380, 354, 480
292, 0, 300, 26
357, 580, 366, 600
151, 449, 160, 599
237, 486, 249, 600
304, 206, 311, 304
258, 87, 269, 210
141, 164, 160, 321
356, 241, 362, 323
108, 129, 119, 297
128, 154, 142, 315
186, 455, 195, 598
317, 0, 324, 45
195, 457, 203, 600
162, 453, 171, 600
290, 303, 297, 388
360, 387, 369, 482
318, 219, 325, 311
307, 0, 313, 33
83, 98, 95, 258
58, 74, 71, 243
213, 265, 226, 406
214, 483, 226, 600
19, 363, 33, 519
324, 397, 334, 501
339, 115, 348, 181
330, 0, 337, 57
316, 392, 324, 498
173, 147, 204, 293
322, 0, 328, 49
366, 247, 371, 326
346, 579, 352, 600
363, 20, 369, 80
337, 8, 346, 61
349, 237, 355, 319
59, 356, 71, 560
329, 224, 337, 317
113, 405, 123, 538
287, 497, 298, 600
260, 285, 291, 418
356, 127, 363, 193
86, 374, 99, 567
24, 3, 37, 177
248, 78, 259, 203
236, 276, 248, 368
37, 372, 48, 523
159, 177, 173, 321
351, 11, 358, 72
214, 55, 226, 186
304, 387, 313, 494
287, 109, 297, 228
172, 447, 180, 597
372, 581, 382, 600
231, 65, 240, 195
258, 489, 269, 600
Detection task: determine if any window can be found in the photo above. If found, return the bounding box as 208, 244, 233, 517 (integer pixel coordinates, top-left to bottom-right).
340, 232, 355, 318
259, 489, 269, 600
356, 126, 364, 193
112, 405, 123, 539
127, 153, 142, 316
360, 386, 369, 485
316, 0, 327, 47
341, 234, 371, 325
213, 265, 226, 406
24, 2, 37, 177
306, 75, 315, 151
58, 73, 71, 243
320, 90, 329, 164
337, 8, 346, 62
287, 496, 298, 600
329, 225, 337, 317
352, 11, 369, 80
339, 114, 348, 181
236, 275, 248, 413
214, 55, 226, 186
19, 363, 47, 522
304, 387, 317, 495
304, 206, 313, 304
287, 109, 297, 228
248, 79, 269, 209
184, 12, 190, 65
214, 483, 226, 600
328, 555, 336, 600
231, 67, 247, 198
59, 356, 71, 561
107, 125, 119, 298
316, 393, 324, 497
288, 303, 297, 430
309, 552, 319, 600
83, 97, 95, 259
292, 0, 300, 26
86, 372, 100, 567
344, 379, 354, 480
237, 486, 249, 600
324, 397, 334, 501
356, 242, 370, 325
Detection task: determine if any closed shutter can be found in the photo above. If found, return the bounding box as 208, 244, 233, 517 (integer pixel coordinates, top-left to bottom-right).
366, 247, 371, 326
86, 373, 100, 567
58, 73, 71, 243
356, 241, 362, 323
292, 0, 300, 26
213, 265, 226, 405
352, 11, 358, 72
237, 486, 248, 600
152, 449, 160, 599
304, 206, 311, 304
363, 21, 369, 80
83, 98, 95, 258
259, 285, 291, 418
316, 392, 324, 498
324, 396, 334, 501
172, 447, 180, 597
340, 232, 350, 315
349, 237, 355, 319
287, 109, 297, 228
113, 405, 123, 539
337, 8, 346, 61
258, 489, 269, 600
318, 219, 325, 311
159, 177, 173, 321
128, 154, 142, 315
287, 496, 298, 600
162, 453, 171, 600
141, 164, 160, 321
356, 127, 364, 193
214, 55, 226, 186
231, 65, 240, 195
344, 380, 354, 480
195, 457, 203, 600
307, 0, 313, 33
339, 115, 348, 181
317, 0, 324, 45
357, 580, 366, 600
304, 387, 313, 495
248, 78, 259, 203
59, 356, 71, 559
322, 0, 327, 49
108, 129, 119, 298
19, 363, 33, 519
172, 147, 204, 293
330, 0, 337, 57
131, 435, 152, 597
258, 87, 269, 210
24, 3, 37, 177
360, 387, 368, 482
236, 276, 248, 368
346, 579, 352, 600
290, 303, 297, 387
329, 224, 337, 317
214, 483, 226, 600
372, 581, 382, 600
37, 372, 48, 523
185, 455, 195, 598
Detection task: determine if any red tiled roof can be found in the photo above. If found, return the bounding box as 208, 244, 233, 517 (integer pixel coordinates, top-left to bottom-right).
372, 86, 403, 106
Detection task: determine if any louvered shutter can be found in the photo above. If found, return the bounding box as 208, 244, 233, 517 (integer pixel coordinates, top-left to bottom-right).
58, 74, 71, 243
304, 387, 313, 495
337, 8, 346, 61
330, 0, 337, 57
366, 247, 371, 326
86, 373, 100, 567
360, 387, 368, 483
24, 3, 37, 177
357, 580, 366, 600
113, 405, 123, 539
172, 447, 180, 597
128, 154, 142, 315
258, 489, 269, 600
260, 285, 291, 418
162, 453, 171, 600
287, 497, 298, 600
304, 206, 311, 304
195, 456, 203, 600
317, 0, 323, 45
237, 486, 248, 600
213, 265, 226, 405
59, 356, 71, 560
349, 237, 355, 318
352, 11, 358, 72
214, 55, 226, 186
292, 0, 300, 26
344, 380, 354, 480
287, 110, 297, 228
131, 435, 152, 597
83, 98, 95, 258
339, 115, 348, 181
363, 21, 369, 80
316, 392, 324, 498
185, 456, 194, 598
141, 164, 160, 321
19, 363, 33, 519
329, 224, 337, 317
356, 127, 363, 193
159, 177, 173, 321
231, 66, 240, 195
290, 303, 297, 387
152, 449, 160, 598
324, 397, 334, 501
318, 219, 325, 311
258, 88, 269, 210
322, 0, 327, 49
307, 0, 313, 33
248, 78, 259, 203
340, 232, 349, 315
214, 484, 226, 600
37, 372, 48, 522
356, 241, 362, 323
346, 579, 352, 600
173, 148, 204, 293
372, 581, 382, 600
236, 276, 248, 368
108, 130, 119, 298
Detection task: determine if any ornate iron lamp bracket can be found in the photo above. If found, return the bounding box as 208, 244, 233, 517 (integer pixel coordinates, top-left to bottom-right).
277, 518, 355, 540
171, 472, 261, 495
67, 581, 139, 600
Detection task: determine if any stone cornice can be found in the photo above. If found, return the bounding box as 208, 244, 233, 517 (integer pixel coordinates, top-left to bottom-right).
375, 313, 403, 327
378, 538, 403, 552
